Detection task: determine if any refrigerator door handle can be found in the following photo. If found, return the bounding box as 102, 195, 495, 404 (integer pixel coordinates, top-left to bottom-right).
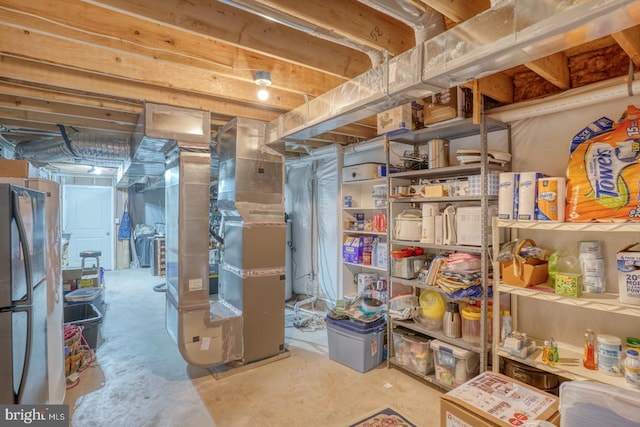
12, 191, 33, 306
13, 306, 33, 403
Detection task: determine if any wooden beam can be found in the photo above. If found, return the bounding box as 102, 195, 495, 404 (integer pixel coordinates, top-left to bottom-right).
84, 0, 370, 78
421, 0, 490, 23
612, 25, 640, 67
462, 73, 513, 104
0, 56, 283, 122
525, 52, 570, 90
0, 118, 62, 133
0, 23, 306, 111
0, 1, 345, 97
331, 123, 376, 140
0, 81, 143, 113
255, 0, 414, 55
0, 94, 139, 125
0, 107, 136, 133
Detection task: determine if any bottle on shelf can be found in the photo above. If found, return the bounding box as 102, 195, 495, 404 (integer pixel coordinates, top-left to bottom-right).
542, 340, 550, 363
500, 309, 512, 345
583, 328, 597, 370
546, 337, 558, 366
624, 349, 640, 389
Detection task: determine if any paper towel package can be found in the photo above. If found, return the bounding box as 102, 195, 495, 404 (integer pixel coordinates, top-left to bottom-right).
536, 177, 566, 222
498, 172, 519, 220
518, 172, 544, 220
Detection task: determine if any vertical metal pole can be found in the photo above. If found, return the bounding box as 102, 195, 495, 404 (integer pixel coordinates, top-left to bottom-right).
480, 96, 489, 372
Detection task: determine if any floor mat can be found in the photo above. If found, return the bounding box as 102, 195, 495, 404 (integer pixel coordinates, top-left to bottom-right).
349, 407, 417, 427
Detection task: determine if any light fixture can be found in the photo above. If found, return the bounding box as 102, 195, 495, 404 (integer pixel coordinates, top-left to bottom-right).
253, 70, 271, 101
87, 165, 101, 175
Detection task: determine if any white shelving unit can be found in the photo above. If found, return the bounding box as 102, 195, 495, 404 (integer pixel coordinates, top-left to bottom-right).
385, 116, 511, 389
340, 176, 388, 298
492, 219, 640, 390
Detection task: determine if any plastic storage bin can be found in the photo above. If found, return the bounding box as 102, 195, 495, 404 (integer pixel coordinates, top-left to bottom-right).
392, 328, 433, 376
326, 316, 386, 373
431, 339, 480, 387
560, 381, 640, 427
64, 286, 104, 315
63, 303, 102, 349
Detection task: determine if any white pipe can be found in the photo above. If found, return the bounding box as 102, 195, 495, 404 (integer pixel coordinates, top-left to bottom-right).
344, 135, 385, 154
488, 73, 640, 123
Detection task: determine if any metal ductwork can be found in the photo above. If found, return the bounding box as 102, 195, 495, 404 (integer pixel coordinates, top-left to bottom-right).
162, 114, 287, 369
116, 103, 211, 188
358, 0, 446, 44
14, 131, 130, 163
218, 0, 384, 66
0, 134, 15, 159
213, 117, 287, 366
267, 0, 640, 143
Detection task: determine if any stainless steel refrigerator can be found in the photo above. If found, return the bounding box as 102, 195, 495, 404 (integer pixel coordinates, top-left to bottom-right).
0, 183, 48, 404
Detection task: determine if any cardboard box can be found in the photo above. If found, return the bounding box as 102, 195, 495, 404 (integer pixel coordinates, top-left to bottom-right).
62, 268, 83, 281
554, 272, 581, 297
424, 87, 472, 125
617, 243, 640, 305
422, 184, 448, 198
357, 272, 378, 295
342, 236, 374, 264
440, 372, 559, 427
78, 275, 99, 288
377, 101, 423, 136
0, 159, 38, 178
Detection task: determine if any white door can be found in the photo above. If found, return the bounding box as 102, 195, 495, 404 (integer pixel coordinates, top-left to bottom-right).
63, 185, 114, 270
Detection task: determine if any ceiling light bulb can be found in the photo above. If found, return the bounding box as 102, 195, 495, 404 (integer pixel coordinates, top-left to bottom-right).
253, 70, 272, 102
257, 87, 269, 101
93, 167, 102, 175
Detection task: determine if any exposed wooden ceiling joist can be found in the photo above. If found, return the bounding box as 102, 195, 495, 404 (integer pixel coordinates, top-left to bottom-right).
84, 0, 371, 78
0, 1, 347, 98
0, 56, 283, 122
254, 0, 414, 55
612, 25, 640, 67
0, 106, 136, 134
0, 0, 638, 166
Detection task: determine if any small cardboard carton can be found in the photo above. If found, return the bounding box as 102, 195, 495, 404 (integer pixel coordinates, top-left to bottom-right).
424, 87, 472, 125
0, 159, 38, 178
377, 101, 423, 136
617, 243, 640, 305
440, 372, 559, 427
62, 268, 83, 281
342, 236, 374, 264
357, 273, 378, 295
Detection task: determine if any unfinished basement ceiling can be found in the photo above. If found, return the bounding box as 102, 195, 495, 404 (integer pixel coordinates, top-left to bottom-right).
1, 0, 640, 165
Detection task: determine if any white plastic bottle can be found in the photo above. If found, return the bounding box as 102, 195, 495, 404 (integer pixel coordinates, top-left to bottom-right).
500, 309, 512, 345
624, 349, 640, 388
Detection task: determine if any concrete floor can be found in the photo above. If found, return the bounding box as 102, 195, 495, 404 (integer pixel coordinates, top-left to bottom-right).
65, 269, 442, 426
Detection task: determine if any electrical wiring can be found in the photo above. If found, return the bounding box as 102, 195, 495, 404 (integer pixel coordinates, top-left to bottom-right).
285, 311, 326, 332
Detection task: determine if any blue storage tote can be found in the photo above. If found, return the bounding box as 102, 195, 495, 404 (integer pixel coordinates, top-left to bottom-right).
326, 316, 386, 373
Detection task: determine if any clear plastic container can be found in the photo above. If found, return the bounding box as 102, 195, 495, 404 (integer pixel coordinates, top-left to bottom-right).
624, 349, 640, 388
431, 339, 480, 386
461, 306, 482, 346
